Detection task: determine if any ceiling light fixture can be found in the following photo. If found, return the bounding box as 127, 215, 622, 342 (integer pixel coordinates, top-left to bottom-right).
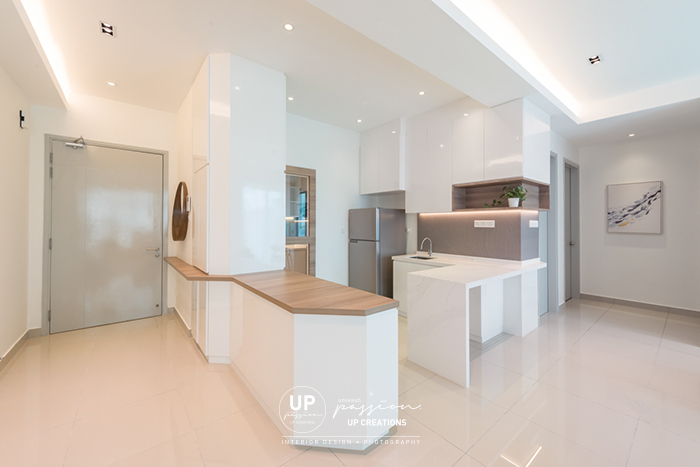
628, 133, 635, 137
287, 97, 294, 101
101, 22, 114, 36
107, 81, 116, 86
357, 119, 362, 123
284, 23, 294, 31
588, 55, 601, 65
463, 113, 469, 117
418, 91, 425, 96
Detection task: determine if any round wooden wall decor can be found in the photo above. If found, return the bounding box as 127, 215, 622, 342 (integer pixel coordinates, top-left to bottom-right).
172, 182, 189, 241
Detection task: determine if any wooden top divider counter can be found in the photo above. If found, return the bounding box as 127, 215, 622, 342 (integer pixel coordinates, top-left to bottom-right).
165, 257, 398, 316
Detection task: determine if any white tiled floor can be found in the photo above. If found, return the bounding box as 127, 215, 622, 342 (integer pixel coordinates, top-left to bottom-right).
1, 299, 700, 466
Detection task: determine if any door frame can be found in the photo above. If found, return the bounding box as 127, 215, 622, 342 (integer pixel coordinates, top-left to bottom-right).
41, 135, 169, 335
546, 152, 558, 314
564, 159, 581, 300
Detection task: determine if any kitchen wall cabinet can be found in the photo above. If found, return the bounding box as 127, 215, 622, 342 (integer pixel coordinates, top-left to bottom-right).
452, 111, 485, 185
360, 119, 405, 194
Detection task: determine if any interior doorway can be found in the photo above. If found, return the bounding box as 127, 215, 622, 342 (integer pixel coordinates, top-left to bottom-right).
285, 165, 316, 276
46, 136, 166, 333
564, 161, 581, 301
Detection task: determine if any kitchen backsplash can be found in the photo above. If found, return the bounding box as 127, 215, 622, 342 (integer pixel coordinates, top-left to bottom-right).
416, 211, 539, 261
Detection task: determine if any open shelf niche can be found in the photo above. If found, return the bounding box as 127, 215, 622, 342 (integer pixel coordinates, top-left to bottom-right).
452, 177, 550, 211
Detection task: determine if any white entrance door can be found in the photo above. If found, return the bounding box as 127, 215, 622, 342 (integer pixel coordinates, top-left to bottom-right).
50, 140, 164, 333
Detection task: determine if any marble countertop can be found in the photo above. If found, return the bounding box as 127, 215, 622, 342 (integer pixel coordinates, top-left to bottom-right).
392, 253, 546, 288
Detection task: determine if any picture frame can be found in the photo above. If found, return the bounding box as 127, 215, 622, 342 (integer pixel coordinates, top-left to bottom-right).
607, 181, 662, 234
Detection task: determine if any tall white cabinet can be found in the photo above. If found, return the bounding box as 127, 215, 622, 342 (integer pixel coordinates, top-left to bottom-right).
360, 119, 405, 194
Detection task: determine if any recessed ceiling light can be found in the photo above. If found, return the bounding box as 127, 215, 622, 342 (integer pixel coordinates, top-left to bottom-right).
463, 113, 469, 117
357, 119, 362, 123
628, 133, 635, 137
234, 86, 240, 90
418, 91, 425, 96
287, 97, 294, 101
391, 130, 396, 134
101, 22, 114, 36
284, 23, 294, 31
107, 81, 116, 86
588, 55, 601, 65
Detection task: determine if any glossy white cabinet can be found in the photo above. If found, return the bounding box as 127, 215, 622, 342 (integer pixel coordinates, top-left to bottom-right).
452, 111, 485, 185
484, 98, 551, 184
360, 119, 405, 194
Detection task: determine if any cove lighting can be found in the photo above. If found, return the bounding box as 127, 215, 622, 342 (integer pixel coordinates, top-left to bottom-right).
284, 23, 294, 31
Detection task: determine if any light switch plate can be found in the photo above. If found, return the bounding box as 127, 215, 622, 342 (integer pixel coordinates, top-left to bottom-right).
529, 220, 539, 228
475, 220, 495, 228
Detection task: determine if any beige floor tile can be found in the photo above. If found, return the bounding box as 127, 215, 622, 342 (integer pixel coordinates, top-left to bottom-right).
194, 404, 301, 467
85, 337, 169, 381
399, 359, 434, 395
640, 389, 700, 443
573, 330, 659, 364
498, 326, 576, 361
480, 340, 560, 380
608, 303, 669, 319
540, 359, 648, 418
108, 432, 204, 467
452, 454, 485, 466
1, 338, 94, 375
468, 411, 621, 467
648, 364, 700, 404
332, 411, 465, 467
281, 448, 344, 466
77, 359, 178, 419
654, 347, 700, 377
169, 350, 230, 388
64, 390, 192, 467
663, 314, 700, 341
398, 376, 506, 451
0, 422, 73, 467
561, 343, 654, 386
590, 308, 666, 347
0, 383, 81, 441
0, 361, 88, 400
627, 421, 700, 467
179, 370, 257, 429
510, 382, 637, 465
660, 332, 700, 358
467, 358, 537, 409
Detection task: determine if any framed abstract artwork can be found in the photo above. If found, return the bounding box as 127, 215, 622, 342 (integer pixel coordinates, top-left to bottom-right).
607, 181, 662, 234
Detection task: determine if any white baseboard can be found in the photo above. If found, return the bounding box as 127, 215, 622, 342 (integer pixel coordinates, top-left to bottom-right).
207, 355, 231, 365
0, 328, 41, 373
168, 306, 192, 337
579, 293, 698, 316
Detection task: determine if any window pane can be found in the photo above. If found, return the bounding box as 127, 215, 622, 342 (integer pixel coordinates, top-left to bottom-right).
286, 174, 309, 237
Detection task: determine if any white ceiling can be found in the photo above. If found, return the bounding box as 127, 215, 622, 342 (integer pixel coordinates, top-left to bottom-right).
9, 0, 465, 131
0, 0, 65, 108
4, 0, 699, 145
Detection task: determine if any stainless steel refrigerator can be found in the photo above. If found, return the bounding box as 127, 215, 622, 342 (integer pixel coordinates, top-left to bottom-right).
349, 208, 406, 297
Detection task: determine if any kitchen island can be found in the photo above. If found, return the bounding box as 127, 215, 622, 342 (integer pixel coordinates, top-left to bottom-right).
166, 257, 399, 451
393, 254, 546, 387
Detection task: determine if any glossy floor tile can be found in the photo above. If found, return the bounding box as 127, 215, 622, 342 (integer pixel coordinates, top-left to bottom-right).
1, 301, 699, 466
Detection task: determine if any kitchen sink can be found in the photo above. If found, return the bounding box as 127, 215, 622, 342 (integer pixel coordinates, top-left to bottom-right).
408, 256, 435, 260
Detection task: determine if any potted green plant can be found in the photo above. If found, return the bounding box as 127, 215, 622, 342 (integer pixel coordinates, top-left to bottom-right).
502, 185, 528, 207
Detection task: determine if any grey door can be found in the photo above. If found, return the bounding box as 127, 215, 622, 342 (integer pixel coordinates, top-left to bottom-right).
50, 141, 164, 333
564, 165, 573, 301
349, 240, 379, 293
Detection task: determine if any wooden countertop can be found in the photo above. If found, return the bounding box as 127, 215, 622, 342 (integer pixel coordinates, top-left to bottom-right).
165, 257, 398, 316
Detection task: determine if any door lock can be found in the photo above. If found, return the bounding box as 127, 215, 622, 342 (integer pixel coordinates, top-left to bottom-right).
569, 241, 576, 246
146, 247, 160, 257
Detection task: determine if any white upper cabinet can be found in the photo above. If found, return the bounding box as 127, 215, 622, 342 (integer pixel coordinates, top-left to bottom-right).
484, 98, 551, 184
360, 119, 405, 194
452, 110, 485, 185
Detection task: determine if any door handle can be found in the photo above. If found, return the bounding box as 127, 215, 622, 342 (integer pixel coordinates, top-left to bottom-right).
569, 241, 576, 246
146, 248, 160, 251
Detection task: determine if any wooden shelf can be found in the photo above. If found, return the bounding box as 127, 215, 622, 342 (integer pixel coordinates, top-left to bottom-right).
452, 177, 550, 212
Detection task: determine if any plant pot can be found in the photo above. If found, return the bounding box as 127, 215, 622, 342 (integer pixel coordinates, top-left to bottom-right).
508, 198, 520, 208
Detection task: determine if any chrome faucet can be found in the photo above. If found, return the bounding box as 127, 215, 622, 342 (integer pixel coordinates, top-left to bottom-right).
420, 237, 433, 257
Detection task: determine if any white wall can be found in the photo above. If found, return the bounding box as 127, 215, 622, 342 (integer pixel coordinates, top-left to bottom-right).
286, 114, 363, 285
551, 131, 579, 306
0, 64, 30, 357
28, 92, 178, 330
579, 130, 700, 311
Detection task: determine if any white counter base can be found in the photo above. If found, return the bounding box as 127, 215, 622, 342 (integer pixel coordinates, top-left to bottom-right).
229, 284, 398, 451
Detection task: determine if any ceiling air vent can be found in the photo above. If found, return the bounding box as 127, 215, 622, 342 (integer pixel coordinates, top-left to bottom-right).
101, 22, 114, 36
588, 55, 601, 65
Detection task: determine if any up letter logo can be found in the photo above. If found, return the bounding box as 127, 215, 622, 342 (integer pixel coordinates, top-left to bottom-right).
279, 386, 326, 433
